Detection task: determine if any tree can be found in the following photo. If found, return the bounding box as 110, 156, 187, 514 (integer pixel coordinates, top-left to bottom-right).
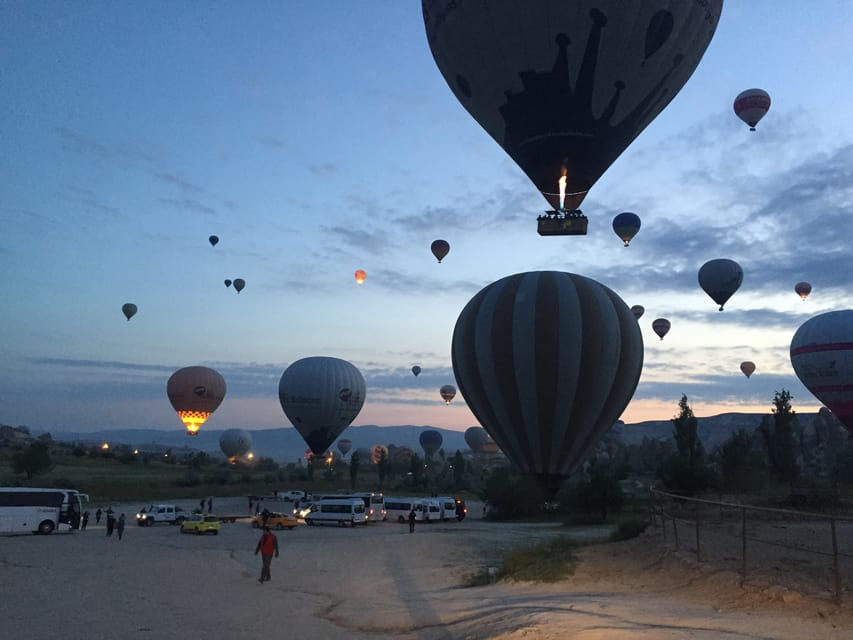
349, 451, 361, 490
376, 448, 390, 489
673, 394, 703, 467
658, 395, 713, 493
452, 450, 466, 488
12, 441, 53, 480
758, 389, 800, 486
576, 462, 624, 521
717, 428, 764, 492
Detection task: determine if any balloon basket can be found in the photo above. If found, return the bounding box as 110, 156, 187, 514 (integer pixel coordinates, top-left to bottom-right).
537, 210, 588, 236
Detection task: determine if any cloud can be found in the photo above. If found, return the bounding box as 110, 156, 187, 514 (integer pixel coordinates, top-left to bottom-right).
159, 197, 217, 216
55, 126, 154, 166
153, 172, 207, 194
309, 163, 339, 176
256, 136, 288, 149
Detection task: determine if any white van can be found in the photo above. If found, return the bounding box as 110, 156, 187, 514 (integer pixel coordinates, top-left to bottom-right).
435, 496, 459, 522
303, 498, 366, 527
384, 497, 419, 524
419, 498, 441, 523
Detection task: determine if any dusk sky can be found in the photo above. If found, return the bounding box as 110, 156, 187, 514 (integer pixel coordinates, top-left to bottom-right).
4, 2, 853, 436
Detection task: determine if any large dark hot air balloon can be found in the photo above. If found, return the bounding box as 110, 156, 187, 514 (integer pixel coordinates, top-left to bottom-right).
220, 428, 252, 462
795, 282, 812, 301
121, 303, 137, 321
652, 318, 671, 340
734, 88, 770, 131
431, 239, 450, 263
464, 426, 493, 453
233, 278, 245, 293
791, 311, 853, 437
740, 361, 755, 379
630, 305, 645, 320
419, 429, 443, 457
612, 212, 641, 246
452, 270, 643, 495
167, 366, 227, 436
278, 356, 366, 455
423, 1, 722, 235
698, 259, 743, 311
440, 384, 456, 405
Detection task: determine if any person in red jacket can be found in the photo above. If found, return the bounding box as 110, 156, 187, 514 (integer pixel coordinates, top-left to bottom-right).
254, 527, 279, 583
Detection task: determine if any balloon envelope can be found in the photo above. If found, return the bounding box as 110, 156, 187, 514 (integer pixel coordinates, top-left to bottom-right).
795, 282, 812, 301
224, 279, 232, 288
452, 270, 643, 494
354, 269, 367, 285
740, 361, 756, 378
121, 303, 137, 321
371, 444, 389, 464
220, 428, 252, 461
630, 305, 645, 320
431, 239, 450, 263
652, 318, 671, 340
233, 278, 245, 293
419, 429, 443, 457
209, 235, 219, 247
698, 259, 743, 311
464, 426, 491, 453
337, 438, 352, 456
167, 366, 227, 435
440, 384, 456, 404
612, 212, 641, 246
734, 88, 770, 131
423, 1, 722, 211
412, 365, 422, 377
791, 310, 853, 437
278, 356, 366, 455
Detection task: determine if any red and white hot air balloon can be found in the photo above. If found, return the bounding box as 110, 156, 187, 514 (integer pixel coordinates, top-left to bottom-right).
734, 88, 771, 131
167, 366, 227, 436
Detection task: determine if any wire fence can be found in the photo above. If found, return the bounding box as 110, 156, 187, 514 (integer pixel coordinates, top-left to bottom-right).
649, 488, 853, 604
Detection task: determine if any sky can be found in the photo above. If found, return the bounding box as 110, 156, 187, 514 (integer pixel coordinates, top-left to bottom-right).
3, 1, 853, 436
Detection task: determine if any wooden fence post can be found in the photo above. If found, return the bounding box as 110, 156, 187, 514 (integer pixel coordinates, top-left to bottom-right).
740, 506, 747, 586
831, 518, 842, 605
695, 500, 702, 562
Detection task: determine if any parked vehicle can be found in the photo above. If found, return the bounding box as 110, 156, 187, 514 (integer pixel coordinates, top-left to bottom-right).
384, 497, 420, 524
180, 514, 221, 535
0, 487, 88, 535
251, 511, 298, 530
314, 492, 384, 522
435, 496, 460, 522
136, 504, 186, 526
419, 498, 441, 522
303, 498, 366, 527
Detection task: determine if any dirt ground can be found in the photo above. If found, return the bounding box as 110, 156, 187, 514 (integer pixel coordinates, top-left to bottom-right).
1, 496, 851, 639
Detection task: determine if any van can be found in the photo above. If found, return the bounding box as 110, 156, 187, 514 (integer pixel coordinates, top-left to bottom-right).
384, 497, 419, 524
434, 496, 460, 522
419, 498, 441, 523
303, 498, 366, 527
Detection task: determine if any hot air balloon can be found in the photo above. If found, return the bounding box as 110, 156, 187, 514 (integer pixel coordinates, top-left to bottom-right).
795, 282, 812, 301
740, 361, 756, 378
791, 310, 853, 437
733, 88, 770, 131
440, 384, 456, 405
224, 279, 232, 288
431, 239, 450, 263
278, 356, 366, 455
121, 303, 137, 321
452, 270, 643, 495
233, 278, 245, 293
422, 1, 723, 236
412, 365, 422, 377
337, 438, 352, 457
354, 269, 367, 285
630, 305, 645, 320
652, 318, 671, 340
419, 429, 443, 457
209, 235, 219, 247
167, 366, 227, 436
698, 259, 743, 311
393, 445, 414, 465
371, 444, 389, 464
220, 428, 252, 462
612, 212, 641, 247
464, 426, 490, 453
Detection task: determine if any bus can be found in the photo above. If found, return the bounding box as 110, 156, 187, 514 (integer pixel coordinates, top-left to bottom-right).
315, 492, 385, 522
0, 487, 89, 535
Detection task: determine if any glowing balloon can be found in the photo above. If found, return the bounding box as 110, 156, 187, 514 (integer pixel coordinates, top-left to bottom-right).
734, 88, 770, 131
419, 429, 443, 457
121, 303, 137, 321
167, 366, 226, 436
740, 361, 755, 378
371, 444, 389, 464
423, 1, 722, 214
652, 318, 671, 340
412, 365, 422, 377
431, 239, 450, 263
224, 279, 232, 288
209, 235, 219, 247
278, 356, 366, 455
791, 310, 853, 437
233, 278, 245, 293
220, 428, 252, 461
452, 271, 643, 495
440, 384, 456, 405
630, 305, 645, 320
698, 259, 743, 311
354, 269, 367, 285
612, 212, 641, 246
795, 282, 812, 301
337, 438, 352, 456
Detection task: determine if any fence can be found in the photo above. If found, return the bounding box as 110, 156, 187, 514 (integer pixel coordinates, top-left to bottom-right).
650, 488, 853, 604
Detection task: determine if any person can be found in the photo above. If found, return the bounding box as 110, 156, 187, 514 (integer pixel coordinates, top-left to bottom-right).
116, 514, 126, 540
95, 508, 102, 525
81, 510, 90, 531
261, 508, 271, 527
408, 508, 416, 533
105, 508, 115, 537
199, 498, 206, 513
207, 497, 213, 513
254, 527, 279, 583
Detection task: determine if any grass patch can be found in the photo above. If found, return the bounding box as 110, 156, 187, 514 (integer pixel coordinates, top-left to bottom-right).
608, 517, 649, 542
463, 536, 579, 586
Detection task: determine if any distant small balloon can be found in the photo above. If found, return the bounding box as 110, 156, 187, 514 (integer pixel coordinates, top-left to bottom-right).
431, 239, 450, 263
740, 361, 756, 378
652, 318, 671, 341
354, 269, 367, 285
209, 235, 219, 247
233, 278, 245, 293
121, 303, 137, 321
224, 279, 232, 288
733, 88, 771, 131
412, 365, 421, 377
440, 384, 456, 405
795, 282, 812, 301
698, 259, 743, 311
612, 212, 641, 247
630, 305, 645, 320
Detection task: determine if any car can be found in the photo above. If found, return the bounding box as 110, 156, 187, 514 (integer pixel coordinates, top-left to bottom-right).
251, 511, 298, 530
136, 504, 186, 526
180, 513, 221, 535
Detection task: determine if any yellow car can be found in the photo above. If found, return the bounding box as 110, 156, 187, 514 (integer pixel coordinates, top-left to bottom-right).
179, 514, 221, 535
251, 511, 298, 530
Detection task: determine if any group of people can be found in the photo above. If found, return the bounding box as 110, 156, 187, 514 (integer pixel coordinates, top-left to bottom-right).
88, 507, 126, 539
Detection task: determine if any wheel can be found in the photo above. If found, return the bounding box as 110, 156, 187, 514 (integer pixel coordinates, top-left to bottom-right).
288, 526, 295, 530
306, 518, 314, 526
397, 516, 405, 524
175, 517, 186, 525
339, 520, 346, 528
212, 530, 219, 535
37, 520, 55, 535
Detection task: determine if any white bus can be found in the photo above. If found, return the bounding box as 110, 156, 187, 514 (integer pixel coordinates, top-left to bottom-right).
384, 497, 419, 524
0, 487, 88, 535
315, 492, 385, 522
303, 498, 366, 527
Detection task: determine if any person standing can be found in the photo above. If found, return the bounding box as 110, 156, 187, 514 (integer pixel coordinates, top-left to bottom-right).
207, 497, 213, 513
116, 514, 126, 540
81, 510, 90, 531
95, 508, 102, 525
199, 498, 206, 513
254, 527, 279, 583
408, 508, 416, 533
105, 508, 116, 536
